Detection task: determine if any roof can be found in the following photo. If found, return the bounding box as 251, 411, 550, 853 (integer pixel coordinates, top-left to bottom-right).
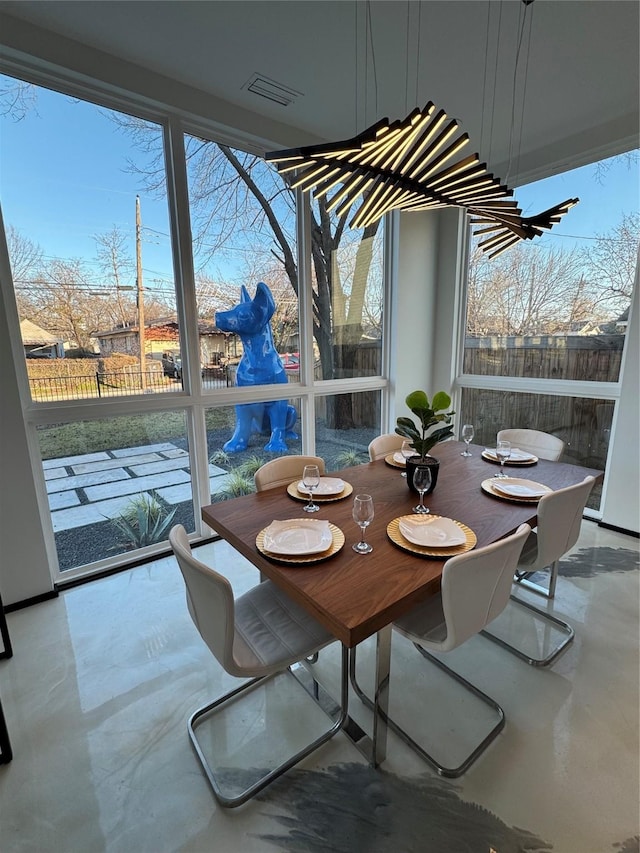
19, 319, 61, 345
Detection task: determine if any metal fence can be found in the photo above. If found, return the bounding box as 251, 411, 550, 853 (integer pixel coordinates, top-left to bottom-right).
29, 370, 228, 402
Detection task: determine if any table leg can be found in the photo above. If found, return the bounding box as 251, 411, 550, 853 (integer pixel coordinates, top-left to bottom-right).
371, 624, 391, 767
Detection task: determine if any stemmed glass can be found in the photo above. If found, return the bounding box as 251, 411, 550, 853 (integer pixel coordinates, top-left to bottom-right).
352, 494, 374, 554
412, 465, 432, 514
302, 464, 320, 512
495, 439, 511, 478
400, 440, 414, 477
461, 423, 474, 456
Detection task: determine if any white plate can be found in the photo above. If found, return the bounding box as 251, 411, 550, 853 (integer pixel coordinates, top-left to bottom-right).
491, 478, 550, 498
297, 477, 345, 496
262, 519, 333, 555
392, 451, 407, 464
483, 448, 536, 462
398, 515, 466, 548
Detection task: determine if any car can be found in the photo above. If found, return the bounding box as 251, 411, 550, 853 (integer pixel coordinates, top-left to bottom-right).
162, 352, 182, 379
279, 352, 300, 371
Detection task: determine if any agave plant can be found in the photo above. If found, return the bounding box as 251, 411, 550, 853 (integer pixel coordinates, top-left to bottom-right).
111, 491, 177, 549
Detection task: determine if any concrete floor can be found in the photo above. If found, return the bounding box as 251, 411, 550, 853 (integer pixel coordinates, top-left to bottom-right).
0, 520, 638, 853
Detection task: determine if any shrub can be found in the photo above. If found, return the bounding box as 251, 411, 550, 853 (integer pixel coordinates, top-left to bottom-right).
110, 491, 176, 549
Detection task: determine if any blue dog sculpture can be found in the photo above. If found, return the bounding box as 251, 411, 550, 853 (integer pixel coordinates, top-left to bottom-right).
215, 282, 298, 453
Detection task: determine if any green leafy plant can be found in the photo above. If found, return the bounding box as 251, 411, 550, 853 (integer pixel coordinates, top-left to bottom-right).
395, 390, 455, 461
111, 491, 177, 549
215, 471, 256, 501
333, 449, 367, 468
236, 454, 266, 479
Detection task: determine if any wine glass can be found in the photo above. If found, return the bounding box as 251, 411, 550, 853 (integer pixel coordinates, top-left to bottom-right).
352, 494, 374, 554
412, 465, 432, 514
495, 439, 511, 478
460, 423, 474, 456
400, 439, 414, 477
302, 464, 320, 512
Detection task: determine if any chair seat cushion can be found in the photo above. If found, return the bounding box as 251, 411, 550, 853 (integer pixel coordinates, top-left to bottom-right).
232, 580, 333, 674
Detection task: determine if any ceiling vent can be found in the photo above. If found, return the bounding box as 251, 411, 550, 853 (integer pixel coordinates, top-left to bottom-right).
243, 74, 302, 107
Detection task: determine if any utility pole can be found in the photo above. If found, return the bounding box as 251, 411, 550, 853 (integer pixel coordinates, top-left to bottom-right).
136, 195, 146, 390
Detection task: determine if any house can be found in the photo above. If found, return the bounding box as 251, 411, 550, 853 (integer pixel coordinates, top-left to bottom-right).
19, 319, 64, 359
0, 3, 638, 849
94, 318, 234, 364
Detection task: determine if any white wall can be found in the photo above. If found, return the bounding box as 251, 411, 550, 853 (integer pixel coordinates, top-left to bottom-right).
0, 211, 54, 606
600, 256, 640, 534
394, 211, 439, 416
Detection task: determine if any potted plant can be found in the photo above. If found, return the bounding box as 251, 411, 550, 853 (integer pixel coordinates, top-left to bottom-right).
395, 390, 455, 493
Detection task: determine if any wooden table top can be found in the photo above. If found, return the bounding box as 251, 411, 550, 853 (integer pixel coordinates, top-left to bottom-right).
202, 441, 603, 648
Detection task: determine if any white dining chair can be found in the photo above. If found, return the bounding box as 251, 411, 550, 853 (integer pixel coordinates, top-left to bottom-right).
169, 524, 347, 808
350, 523, 531, 778
254, 455, 325, 491
496, 428, 565, 462
482, 475, 596, 666
368, 433, 403, 462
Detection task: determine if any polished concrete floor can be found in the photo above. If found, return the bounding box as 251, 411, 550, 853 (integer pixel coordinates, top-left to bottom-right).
1, 520, 638, 853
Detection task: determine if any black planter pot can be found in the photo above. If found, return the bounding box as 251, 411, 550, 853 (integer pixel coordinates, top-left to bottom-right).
406, 455, 440, 495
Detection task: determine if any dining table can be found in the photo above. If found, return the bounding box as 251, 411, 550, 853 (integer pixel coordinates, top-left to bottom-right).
201, 440, 603, 766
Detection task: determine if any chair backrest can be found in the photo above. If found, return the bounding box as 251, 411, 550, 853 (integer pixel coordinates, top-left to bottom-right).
368, 433, 403, 462
497, 428, 565, 461
169, 524, 236, 672
440, 524, 531, 651
254, 455, 325, 491
533, 476, 596, 570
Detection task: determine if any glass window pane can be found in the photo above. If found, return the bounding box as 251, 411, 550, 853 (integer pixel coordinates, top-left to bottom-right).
0, 75, 180, 401
315, 392, 381, 469
464, 153, 638, 381
459, 388, 612, 509
184, 136, 299, 385
311, 200, 385, 380
206, 401, 303, 501
38, 412, 194, 572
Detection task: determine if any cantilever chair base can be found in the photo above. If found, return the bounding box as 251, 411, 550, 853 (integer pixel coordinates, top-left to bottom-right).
189, 646, 348, 808
481, 593, 574, 667
514, 566, 558, 599
349, 645, 505, 779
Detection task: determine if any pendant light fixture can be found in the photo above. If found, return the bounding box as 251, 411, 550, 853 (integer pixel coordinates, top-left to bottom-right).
266, 1, 577, 259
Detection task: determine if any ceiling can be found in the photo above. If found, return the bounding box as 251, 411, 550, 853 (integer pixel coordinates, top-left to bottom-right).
0, 0, 638, 182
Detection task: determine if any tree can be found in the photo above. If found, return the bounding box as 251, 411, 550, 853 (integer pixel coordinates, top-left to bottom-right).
466, 240, 597, 335
112, 119, 382, 367
93, 226, 136, 327
584, 212, 639, 310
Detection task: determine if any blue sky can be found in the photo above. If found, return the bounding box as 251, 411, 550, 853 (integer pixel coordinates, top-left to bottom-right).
1, 79, 638, 287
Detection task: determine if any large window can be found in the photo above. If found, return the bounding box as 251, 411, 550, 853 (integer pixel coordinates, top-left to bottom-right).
39, 412, 194, 571
458, 152, 639, 512
0, 72, 388, 580
0, 77, 181, 401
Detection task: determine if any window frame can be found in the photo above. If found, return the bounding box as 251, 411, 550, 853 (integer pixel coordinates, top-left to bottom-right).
0, 65, 393, 583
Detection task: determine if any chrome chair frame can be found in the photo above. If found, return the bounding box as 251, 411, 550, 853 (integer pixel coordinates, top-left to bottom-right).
190, 647, 348, 808
349, 525, 530, 777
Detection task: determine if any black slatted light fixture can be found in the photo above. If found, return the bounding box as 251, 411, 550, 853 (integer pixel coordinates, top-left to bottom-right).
266, 0, 577, 259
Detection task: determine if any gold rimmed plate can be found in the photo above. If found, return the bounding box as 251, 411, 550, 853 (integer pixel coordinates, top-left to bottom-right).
481, 450, 538, 466
286, 480, 353, 503
481, 478, 550, 503
256, 522, 345, 565
385, 453, 406, 469
387, 515, 476, 558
